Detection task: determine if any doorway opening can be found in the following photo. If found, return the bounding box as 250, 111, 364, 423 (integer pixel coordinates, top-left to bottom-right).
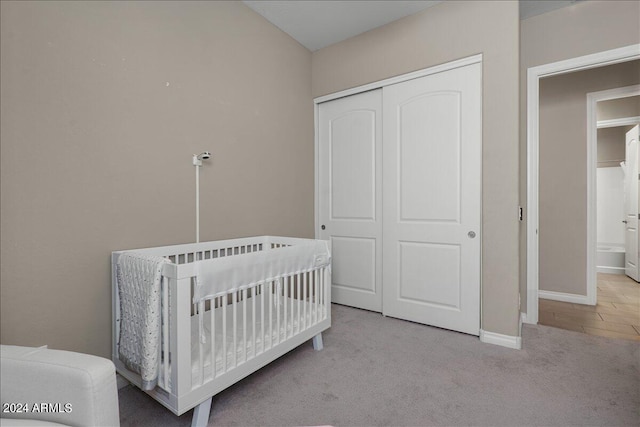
525, 44, 640, 328
589, 88, 640, 279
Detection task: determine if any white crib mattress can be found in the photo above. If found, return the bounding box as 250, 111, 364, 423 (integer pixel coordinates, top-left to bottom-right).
159, 296, 327, 387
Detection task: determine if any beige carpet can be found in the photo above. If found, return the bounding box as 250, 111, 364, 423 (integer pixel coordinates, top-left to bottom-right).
118, 304, 640, 426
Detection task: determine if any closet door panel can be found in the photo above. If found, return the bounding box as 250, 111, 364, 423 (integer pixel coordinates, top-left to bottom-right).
318, 89, 383, 312
398, 241, 461, 308
330, 112, 376, 220
399, 91, 461, 223
382, 63, 481, 335
331, 236, 376, 294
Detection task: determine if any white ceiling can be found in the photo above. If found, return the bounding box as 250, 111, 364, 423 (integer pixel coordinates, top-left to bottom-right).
243, 1, 441, 52
243, 0, 584, 52
520, 1, 581, 20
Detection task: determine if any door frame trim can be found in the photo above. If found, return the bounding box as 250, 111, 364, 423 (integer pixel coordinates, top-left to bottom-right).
598, 116, 640, 129
314, 53, 483, 239
524, 44, 640, 325
314, 54, 482, 105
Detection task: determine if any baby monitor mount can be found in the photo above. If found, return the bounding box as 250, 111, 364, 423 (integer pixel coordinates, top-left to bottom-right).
193, 152, 211, 243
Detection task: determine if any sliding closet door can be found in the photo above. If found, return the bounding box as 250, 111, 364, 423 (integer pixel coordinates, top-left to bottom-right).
318, 90, 383, 311
382, 63, 482, 335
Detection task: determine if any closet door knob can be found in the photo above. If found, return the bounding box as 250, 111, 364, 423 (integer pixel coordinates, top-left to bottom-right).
321, 225, 326, 230
622, 220, 628, 224
468, 231, 476, 239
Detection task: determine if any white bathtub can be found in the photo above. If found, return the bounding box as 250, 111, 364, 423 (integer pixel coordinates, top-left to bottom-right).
597, 244, 625, 274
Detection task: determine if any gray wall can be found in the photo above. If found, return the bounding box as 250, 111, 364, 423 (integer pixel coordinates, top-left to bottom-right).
520, 0, 640, 310
597, 94, 639, 168
0, 1, 313, 358
597, 96, 640, 122
312, 0, 520, 337
597, 127, 628, 168
538, 61, 640, 295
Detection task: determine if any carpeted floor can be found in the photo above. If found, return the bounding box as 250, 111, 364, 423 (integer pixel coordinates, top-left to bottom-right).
118, 304, 640, 426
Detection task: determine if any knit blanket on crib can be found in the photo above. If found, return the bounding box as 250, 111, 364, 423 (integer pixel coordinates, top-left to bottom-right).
116, 252, 169, 390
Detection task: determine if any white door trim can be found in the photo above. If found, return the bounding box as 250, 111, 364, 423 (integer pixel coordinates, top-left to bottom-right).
598, 116, 640, 129
525, 44, 640, 325
313, 54, 483, 105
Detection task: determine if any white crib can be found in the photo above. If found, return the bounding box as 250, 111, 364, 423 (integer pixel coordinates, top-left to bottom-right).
111, 236, 331, 426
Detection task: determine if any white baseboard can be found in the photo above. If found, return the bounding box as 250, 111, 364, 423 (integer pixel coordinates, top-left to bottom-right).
538, 290, 590, 305
479, 329, 522, 350
596, 266, 625, 275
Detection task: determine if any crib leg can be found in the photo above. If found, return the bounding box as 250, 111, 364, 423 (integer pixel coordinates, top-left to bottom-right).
312, 333, 324, 351
191, 397, 212, 427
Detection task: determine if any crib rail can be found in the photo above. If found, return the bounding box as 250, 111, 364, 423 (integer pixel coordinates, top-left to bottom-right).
114, 236, 304, 266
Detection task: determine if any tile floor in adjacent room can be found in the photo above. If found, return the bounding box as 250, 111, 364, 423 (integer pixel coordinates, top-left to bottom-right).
539, 273, 640, 341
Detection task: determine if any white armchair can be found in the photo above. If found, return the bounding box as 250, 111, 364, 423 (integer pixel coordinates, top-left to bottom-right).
0, 345, 120, 427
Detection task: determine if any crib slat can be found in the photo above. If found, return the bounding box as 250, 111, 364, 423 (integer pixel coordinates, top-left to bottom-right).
252, 285, 256, 359
317, 269, 321, 323
318, 268, 323, 321
289, 277, 294, 338
242, 288, 247, 364
268, 282, 272, 350
315, 269, 319, 325
222, 300, 227, 373
233, 292, 237, 368
319, 268, 323, 320
211, 297, 216, 380
283, 277, 287, 340
321, 268, 325, 320
321, 269, 324, 320
321, 268, 326, 320
303, 272, 307, 330
198, 300, 204, 386
297, 273, 301, 334
317, 269, 321, 321
323, 267, 327, 319
287, 276, 291, 337
276, 278, 281, 345
261, 282, 265, 353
